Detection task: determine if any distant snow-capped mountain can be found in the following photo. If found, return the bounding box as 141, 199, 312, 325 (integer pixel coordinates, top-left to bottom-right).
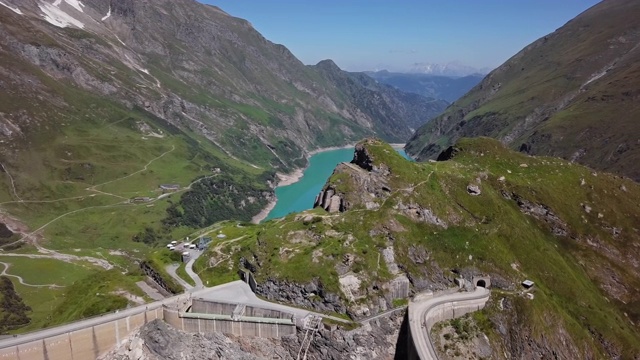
408, 62, 491, 77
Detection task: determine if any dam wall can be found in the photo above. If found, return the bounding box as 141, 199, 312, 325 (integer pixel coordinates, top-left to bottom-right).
0, 308, 162, 360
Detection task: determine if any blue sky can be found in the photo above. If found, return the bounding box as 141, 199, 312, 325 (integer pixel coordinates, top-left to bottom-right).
202, 0, 600, 72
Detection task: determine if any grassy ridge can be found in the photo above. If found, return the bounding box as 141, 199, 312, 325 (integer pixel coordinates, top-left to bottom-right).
194, 138, 640, 357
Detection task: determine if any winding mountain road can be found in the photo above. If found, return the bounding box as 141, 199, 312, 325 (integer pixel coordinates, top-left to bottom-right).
409, 286, 490, 360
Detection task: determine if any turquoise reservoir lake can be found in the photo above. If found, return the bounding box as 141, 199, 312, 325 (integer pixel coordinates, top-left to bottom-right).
265, 147, 354, 221
264, 146, 412, 221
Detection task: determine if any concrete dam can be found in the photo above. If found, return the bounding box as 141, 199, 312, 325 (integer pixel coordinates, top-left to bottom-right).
0, 284, 300, 360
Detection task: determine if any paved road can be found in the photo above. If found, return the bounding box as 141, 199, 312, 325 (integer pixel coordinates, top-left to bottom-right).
166, 263, 194, 290
164, 247, 205, 291
185, 256, 204, 289
409, 286, 490, 360
359, 305, 407, 323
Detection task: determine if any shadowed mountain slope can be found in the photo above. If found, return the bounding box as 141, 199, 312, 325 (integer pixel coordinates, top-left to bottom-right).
406, 0, 640, 181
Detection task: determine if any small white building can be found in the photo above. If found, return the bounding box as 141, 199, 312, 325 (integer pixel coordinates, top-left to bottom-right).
522, 280, 535, 288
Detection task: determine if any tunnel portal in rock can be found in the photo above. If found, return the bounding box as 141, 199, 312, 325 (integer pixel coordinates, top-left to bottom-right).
472, 276, 491, 289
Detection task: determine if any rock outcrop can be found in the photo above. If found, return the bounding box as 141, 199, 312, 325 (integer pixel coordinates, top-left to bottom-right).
313, 140, 393, 213
255, 278, 347, 315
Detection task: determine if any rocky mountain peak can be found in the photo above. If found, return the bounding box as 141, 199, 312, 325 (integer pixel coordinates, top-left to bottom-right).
314, 58, 342, 72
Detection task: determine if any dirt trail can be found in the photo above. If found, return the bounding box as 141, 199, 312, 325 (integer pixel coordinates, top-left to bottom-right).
0, 261, 65, 288
87, 145, 175, 191
0, 145, 219, 275
0, 163, 23, 202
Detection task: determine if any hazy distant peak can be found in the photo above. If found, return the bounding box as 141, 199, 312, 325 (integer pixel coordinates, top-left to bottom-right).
408, 62, 491, 77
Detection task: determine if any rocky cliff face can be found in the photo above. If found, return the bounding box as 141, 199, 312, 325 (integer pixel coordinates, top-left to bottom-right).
314, 140, 394, 213
406, 0, 640, 181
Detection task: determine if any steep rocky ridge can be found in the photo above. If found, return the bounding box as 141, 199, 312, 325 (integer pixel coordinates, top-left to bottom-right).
406, 0, 640, 181
194, 138, 640, 358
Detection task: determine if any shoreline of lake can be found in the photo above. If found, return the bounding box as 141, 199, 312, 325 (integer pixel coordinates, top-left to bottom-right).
251, 144, 356, 224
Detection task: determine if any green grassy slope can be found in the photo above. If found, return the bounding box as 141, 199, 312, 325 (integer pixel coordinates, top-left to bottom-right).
0, 23, 276, 330
195, 138, 640, 358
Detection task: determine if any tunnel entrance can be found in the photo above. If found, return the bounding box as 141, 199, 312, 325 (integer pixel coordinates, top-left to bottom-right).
476, 279, 487, 288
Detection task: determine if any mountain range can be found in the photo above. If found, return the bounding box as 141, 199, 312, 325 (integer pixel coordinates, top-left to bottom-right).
0, 0, 445, 331
0, 0, 447, 248
365, 70, 484, 102
408, 61, 491, 77
0, 0, 639, 359
406, 0, 640, 181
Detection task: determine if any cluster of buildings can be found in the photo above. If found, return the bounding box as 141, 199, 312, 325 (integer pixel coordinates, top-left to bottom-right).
166, 236, 214, 262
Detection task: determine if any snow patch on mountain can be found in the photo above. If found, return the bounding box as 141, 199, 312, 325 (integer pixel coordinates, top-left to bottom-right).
52, 0, 84, 13
0, 1, 23, 14
39, 1, 84, 28
101, 6, 111, 21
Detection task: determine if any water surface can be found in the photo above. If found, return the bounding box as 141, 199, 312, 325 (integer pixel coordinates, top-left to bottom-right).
264, 146, 412, 221
265, 148, 354, 221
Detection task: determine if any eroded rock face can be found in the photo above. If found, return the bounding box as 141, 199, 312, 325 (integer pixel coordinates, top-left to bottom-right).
509, 193, 568, 236
353, 142, 375, 171
255, 278, 347, 315
314, 142, 393, 213
490, 297, 598, 360
395, 201, 448, 228
314, 187, 347, 213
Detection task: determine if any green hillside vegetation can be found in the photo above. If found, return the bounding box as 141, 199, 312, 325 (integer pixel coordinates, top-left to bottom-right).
0, 276, 31, 334
44, 270, 146, 328
176, 263, 196, 288
0, 53, 278, 330
194, 139, 640, 358
0, 257, 92, 286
